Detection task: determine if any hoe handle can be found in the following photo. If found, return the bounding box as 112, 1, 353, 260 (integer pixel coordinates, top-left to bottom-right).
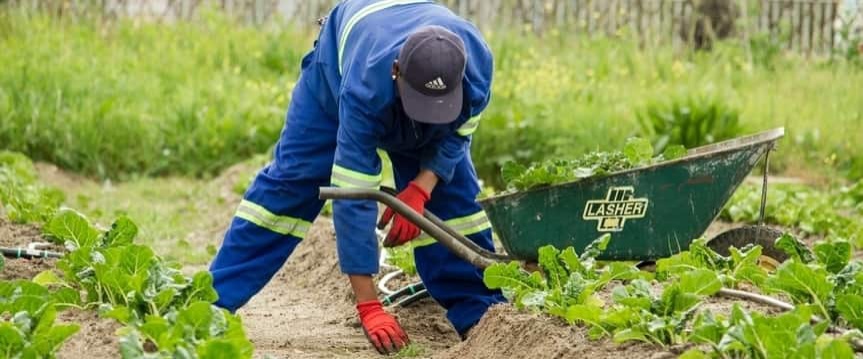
319, 187, 506, 269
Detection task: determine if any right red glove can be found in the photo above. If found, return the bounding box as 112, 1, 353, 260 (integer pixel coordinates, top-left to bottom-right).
377, 181, 430, 247
356, 300, 409, 355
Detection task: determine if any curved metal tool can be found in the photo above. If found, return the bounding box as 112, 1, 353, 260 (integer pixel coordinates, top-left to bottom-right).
319, 187, 512, 269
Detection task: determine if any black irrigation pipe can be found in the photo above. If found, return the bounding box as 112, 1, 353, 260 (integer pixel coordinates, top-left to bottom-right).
382, 282, 427, 307
0, 247, 63, 259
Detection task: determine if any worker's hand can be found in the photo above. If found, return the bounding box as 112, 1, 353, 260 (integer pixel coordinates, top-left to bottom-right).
356, 300, 409, 355
378, 181, 430, 247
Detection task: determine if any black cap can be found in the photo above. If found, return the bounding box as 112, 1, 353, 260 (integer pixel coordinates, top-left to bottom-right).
397, 25, 466, 124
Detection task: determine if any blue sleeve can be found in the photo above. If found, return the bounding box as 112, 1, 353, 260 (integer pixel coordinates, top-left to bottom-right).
331, 46, 392, 275
420, 26, 493, 183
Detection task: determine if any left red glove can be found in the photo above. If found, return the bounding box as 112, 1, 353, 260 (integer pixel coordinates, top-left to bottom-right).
377, 181, 430, 247
357, 300, 409, 354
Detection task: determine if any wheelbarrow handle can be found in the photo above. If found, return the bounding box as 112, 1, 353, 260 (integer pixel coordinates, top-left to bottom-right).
319, 187, 505, 269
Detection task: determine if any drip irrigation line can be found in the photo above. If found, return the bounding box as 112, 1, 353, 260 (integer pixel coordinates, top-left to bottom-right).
0, 247, 63, 259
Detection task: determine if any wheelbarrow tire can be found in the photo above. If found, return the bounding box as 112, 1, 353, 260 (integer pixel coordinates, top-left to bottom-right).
707, 225, 788, 263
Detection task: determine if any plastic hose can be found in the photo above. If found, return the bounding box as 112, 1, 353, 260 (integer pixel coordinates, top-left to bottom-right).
378, 270, 403, 296
0, 247, 63, 259
382, 282, 426, 307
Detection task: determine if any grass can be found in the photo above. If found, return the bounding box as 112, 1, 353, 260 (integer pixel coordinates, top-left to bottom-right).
1, 9, 861, 187
0, 10, 308, 179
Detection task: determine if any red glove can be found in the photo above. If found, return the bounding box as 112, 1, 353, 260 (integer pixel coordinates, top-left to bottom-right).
378, 181, 430, 247
356, 300, 409, 354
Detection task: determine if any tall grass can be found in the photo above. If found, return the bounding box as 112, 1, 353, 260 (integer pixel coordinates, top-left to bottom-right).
0, 10, 311, 178
1, 10, 861, 184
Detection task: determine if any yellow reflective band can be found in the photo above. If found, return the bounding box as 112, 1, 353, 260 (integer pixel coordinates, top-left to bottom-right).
412, 211, 492, 248
338, 0, 432, 74
331, 164, 382, 189
235, 200, 312, 238
456, 115, 481, 136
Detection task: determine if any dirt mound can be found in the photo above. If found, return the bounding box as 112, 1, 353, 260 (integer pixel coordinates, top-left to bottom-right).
57, 309, 122, 359
280, 219, 353, 301
436, 305, 673, 359
0, 218, 61, 281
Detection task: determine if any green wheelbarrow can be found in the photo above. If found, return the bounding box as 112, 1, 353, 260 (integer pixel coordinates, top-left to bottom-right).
319, 128, 787, 270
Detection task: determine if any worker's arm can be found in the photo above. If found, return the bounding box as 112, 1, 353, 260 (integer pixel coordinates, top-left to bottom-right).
335, 61, 409, 354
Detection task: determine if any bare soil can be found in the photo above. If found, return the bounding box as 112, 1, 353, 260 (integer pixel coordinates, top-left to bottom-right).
437, 305, 675, 359
0, 218, 59, 281
56, 309, 122, 359
239, 218, 461, 359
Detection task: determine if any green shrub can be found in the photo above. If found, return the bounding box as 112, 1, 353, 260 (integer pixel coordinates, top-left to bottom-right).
636, 91, 742, 153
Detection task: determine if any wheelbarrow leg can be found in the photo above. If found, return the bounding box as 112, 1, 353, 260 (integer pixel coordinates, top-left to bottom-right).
758, 148, 772, 225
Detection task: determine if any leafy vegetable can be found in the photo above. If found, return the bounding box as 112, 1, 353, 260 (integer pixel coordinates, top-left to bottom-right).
692, 305, 853, 359
722, 183, 863, 246
119, 301, 253, 358
656, 238, 767, 288
500, 139, 686, 192
0, 151, 64, 224
0, 281, 80, 358
484, 235, 641, 319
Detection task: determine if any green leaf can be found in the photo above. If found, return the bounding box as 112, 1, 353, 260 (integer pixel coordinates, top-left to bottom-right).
32, 270, 64, 287
538, 245, 566, 290
558, 247, 585, 276
766, 260, 833, 319
0, 322, 26, 355
104, 216, 138, 247
690, 312, 726, 345
623, 137, 654, 165
775, 233, 814, 263
102, 305, 134, 324
483, 262, 544, 306
613, 328, 650, 344
662, 145, 687, 161
813, 240, 851, 274
580, 234, 611, 262
500, 161, 527, 185
44, 209, 100, 248
678, 269, 722, 296
197, 339, 248, 359
836, 294, 863, 330
678, 349, 710, 359
51, 287, 81, 306
818, 338, 855, 359
177, 302, 224, 339
660, 284, 701, 314
729, 246, 768, 287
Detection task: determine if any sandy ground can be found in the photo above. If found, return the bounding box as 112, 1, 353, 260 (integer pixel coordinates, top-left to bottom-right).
240, 218, 462, 359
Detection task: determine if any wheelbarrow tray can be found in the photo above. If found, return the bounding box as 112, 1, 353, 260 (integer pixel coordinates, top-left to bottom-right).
479, 128, 785, 262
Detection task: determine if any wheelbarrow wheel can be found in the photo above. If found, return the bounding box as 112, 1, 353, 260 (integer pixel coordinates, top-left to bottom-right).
707, 225, 788, 270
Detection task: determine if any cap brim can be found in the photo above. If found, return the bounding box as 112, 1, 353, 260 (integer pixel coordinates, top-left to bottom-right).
398, 77, 463, 124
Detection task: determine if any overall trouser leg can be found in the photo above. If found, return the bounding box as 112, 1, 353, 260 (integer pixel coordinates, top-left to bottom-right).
209, 76, 337, 311
388, 152, 506, 336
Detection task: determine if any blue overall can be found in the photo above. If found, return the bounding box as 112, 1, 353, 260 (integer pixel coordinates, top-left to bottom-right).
208, 0, 505, 335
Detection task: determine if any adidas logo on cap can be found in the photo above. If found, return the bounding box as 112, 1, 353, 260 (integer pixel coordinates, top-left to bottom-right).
424, 77, 447, 90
